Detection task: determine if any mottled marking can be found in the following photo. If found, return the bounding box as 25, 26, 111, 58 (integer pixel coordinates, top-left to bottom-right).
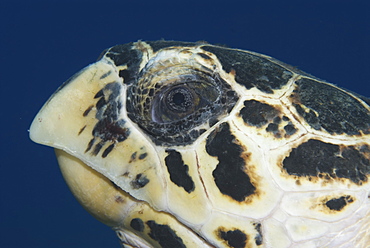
266, 123, 279, 134
206, 122, 256, 201
130, 173, 149, 189
283, 123, 297, 135
325, 195, 353, 211
146, 220, 186, 248
202, 45, 293, 93
122, 172, 129, 177
83, 105, 94, 117
129, 152, 137, 163
291, 78, 370, 135
95, 120, 129, 142
115, 196, 124, 203
94, 89, 104, 99
96, 97, 106, 110
253, 223, 263, 246
239, 100, 298, 137
78, 125, 86, 135
283, 139, 370, 184
218, 228, 247, 248
102, 143, 115, 158
86, 82, 130, 156
138, 152, 148, 160
85, 138, 95, 153
273, 116, 281, 124
92, 141, 104, 156
164, 149, 195, 193
99, 70, 112, 79
239, 100, 279, 127
130, 218, 144, 232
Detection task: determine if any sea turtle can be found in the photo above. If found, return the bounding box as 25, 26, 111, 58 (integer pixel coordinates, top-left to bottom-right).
29, 40, 370, 248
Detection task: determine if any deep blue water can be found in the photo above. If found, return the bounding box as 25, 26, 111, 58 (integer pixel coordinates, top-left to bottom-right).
1, 1, 369, 247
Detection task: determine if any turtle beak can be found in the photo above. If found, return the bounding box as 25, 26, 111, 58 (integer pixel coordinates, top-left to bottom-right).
29, 59, 128, 183
29, 60, 119, 150
29, 61, 148, 229
29, 58, 165, 209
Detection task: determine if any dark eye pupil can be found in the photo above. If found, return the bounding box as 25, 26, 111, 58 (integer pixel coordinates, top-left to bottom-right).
172, 92, 185, 105
167, 87, 193, 112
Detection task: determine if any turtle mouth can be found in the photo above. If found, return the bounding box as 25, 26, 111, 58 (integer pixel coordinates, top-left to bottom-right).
126, 63, 238, 146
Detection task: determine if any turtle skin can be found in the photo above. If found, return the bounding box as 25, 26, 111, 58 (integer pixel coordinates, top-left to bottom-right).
30, 41, 370, 248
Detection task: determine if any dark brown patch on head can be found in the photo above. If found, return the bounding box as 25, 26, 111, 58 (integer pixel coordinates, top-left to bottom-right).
85, 138, 95, 153
146, 40, 198, 52
206, 122, 256, 202
202, 45, 293, 93
217, 227, 247, 248
290, 78, 370, 135
164, 149, 195, 193
86, 82, 130, 157
239, 100, 296, 138
130, 173, 149, 189
283, 139, 370, 184
83, 105, 94, 117
102, 143, 115, 158
104, 42, 142, 84
139, 152, 148, 160
130, 218, 144, 232
119, 69, 130, 81
92, 140, 104, 155
239, 100, 279, 127
325, 195, 354, 211
283, 123, 297, 136
146, 220, 186, 248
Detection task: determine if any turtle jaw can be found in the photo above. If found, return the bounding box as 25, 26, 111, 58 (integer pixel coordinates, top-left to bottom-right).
55, 148, 129, 227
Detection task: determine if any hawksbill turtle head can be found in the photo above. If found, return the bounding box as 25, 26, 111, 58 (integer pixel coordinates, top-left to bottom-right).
30, 41, 370, 248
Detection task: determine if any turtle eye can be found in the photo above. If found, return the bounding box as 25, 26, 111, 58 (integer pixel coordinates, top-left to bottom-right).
126, 65, 238, 145
165, 87, 195, 113
151, 81, 214, 123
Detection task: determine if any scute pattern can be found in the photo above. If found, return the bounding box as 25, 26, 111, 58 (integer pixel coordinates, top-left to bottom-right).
29, 40, 370, 248
290, 78, 370, 135
206, 122, 256, 202
283, 139, 370, 184
202, 45, 293, 93
239, 100, 297, 138
218, 228, 247, 248
164, 149, 195, 193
